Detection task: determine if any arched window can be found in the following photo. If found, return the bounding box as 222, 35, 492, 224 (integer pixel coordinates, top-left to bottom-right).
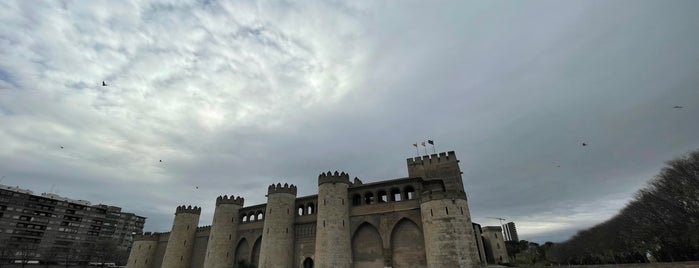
377, 190, 388, 203
390, 188, 402, 201
352, 194, 362, 206
257, 211, 264, 220
298, 205, 305, 216
404, 186, 416, 200
364, 192, 375, 204
241, 215, 248, 223
307, 203, 315, 214
249, 212, 256, 221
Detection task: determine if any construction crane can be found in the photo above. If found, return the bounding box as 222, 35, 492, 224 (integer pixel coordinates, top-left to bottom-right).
486, 217, 506, 225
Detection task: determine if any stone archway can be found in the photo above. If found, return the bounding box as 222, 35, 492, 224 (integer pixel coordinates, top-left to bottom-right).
251, 236, 262, 266
234, 238, 249, 265
303, 257, 314, 268
390, 218, 426, 268
352, 222, 384, 268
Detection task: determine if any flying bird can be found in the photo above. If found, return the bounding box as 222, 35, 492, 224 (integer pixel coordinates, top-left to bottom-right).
673, 106, 683, 109
60, 146, 64, 149
159, 160, 162, 163
102, 81, 107, 86
195, 186, 199, 189
582, 142, 588, 147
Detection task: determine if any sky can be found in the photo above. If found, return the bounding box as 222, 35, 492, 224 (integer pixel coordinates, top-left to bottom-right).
1, 0, 698, 243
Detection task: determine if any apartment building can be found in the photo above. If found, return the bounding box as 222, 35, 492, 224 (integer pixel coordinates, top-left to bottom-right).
0, 184, 145, 262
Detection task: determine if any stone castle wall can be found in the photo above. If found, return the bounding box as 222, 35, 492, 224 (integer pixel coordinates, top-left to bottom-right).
127, 151, 501, 268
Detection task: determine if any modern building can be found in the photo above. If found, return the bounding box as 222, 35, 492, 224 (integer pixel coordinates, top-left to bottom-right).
0, 184, 145, 263
502, 221, 519, 242
127, 151, 504, 268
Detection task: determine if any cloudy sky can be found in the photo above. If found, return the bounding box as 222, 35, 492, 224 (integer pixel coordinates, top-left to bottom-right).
1, 0, 698, 243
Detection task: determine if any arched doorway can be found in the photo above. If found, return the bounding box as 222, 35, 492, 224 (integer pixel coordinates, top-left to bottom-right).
303, 257, 314, 268
234, 238, 249, 265
391, 219, 426, 268
251, 237, 262, 266
352, 223, 384, 268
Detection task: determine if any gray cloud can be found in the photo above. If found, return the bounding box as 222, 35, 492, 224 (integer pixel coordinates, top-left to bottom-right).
1, 0, 698, 243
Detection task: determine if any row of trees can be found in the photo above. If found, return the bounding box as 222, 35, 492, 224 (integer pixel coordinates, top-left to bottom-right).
548, 149, 699, 264
0, 239, 128, 267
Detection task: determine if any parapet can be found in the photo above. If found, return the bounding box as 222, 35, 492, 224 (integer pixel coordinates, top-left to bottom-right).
268, 183, 297, 195
175, 205, 202, 215
216, 195, 244, 206
318, 171, 351, 186
407, 151, 458, 166
134, 232, 160, 241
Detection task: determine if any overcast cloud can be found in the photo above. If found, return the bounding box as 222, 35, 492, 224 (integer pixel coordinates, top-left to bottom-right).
1, 0, 698, 243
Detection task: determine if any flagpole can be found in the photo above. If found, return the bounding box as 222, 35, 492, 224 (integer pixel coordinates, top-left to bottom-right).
423, 141, 427, 155
414, 142, 419, 156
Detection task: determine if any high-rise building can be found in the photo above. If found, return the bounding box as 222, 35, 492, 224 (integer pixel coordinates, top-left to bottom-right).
502, 221, 519, 242
0, 184, 145, 264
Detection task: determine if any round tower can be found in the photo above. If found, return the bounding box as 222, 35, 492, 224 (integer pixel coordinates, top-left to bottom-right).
203, 195, 244, 268
419, 181, 480, 267
314, 171, 351, 268
161, 205, 201, 268
125, 232, 158, 268
258, 183, 297, 268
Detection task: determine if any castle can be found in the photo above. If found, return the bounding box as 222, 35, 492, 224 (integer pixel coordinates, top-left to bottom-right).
126, 151, 508, 268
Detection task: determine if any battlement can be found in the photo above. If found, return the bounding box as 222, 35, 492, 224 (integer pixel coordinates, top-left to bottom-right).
407, 151, 458, 166
318, 171, 351, 186
134, 232, 160, 241
196, 225, 211, 231
175, 205, 202, 215
216, 195, 244, 206
268, 183, 297, 195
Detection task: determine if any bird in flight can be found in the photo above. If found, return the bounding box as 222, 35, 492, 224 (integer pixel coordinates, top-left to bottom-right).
102, 81, 107, 86
195, 186, 199, 189
673, 106, 683, 109
582, 142, 588, 147
60, 146, 64, 149
159, 160, 162, 163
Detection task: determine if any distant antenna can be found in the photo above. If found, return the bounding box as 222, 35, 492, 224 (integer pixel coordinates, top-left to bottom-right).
486, 217, 507, 225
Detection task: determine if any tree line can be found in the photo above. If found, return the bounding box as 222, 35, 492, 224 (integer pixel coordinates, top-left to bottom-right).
547, 149, 699, 264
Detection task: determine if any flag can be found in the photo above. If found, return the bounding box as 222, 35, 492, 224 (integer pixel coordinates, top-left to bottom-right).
412, 143, 418, 147
428, 140, 434, 145
421, 141, 426, 147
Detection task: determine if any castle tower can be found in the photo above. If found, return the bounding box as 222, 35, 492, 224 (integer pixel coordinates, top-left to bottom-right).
161, 205, 201, 268
314, 171, 351, 268
411, 152, 481, 267
126, 232, 159, 268
202, 195, 244, 268
408, 151, 465, 193
258, 183, 297, 268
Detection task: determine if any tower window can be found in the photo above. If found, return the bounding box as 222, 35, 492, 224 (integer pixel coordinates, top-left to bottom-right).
364, 192, 375, 204
352, 194, 362, 206
404, 186, 416, 200
445, 207, 449, 215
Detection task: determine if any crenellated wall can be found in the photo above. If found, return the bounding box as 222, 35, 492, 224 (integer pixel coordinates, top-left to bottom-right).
128, 151, 500, 268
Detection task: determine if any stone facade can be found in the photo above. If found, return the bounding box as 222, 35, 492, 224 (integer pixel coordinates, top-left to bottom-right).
126, 151, 505, 268
482, 226, 509, 265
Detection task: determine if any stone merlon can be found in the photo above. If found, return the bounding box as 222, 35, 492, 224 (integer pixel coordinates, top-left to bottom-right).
407, 150, 458, 166
318, 171, 351, 186
215, 195, 244, 206
268, 183, 297, 195
175, 205, 202, 215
